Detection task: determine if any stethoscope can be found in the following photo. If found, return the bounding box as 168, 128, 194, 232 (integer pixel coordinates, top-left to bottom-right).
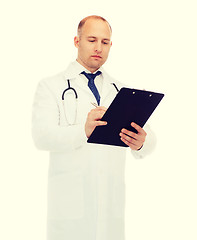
62, 79, 119, 125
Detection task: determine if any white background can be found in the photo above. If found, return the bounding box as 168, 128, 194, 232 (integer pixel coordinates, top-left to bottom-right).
0, 0, 196, 239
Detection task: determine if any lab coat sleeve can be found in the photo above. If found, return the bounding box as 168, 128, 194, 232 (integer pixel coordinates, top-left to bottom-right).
32, 79, 87, 152
130, 124, 157, 159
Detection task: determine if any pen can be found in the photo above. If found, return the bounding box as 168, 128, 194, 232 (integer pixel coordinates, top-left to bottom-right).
91, 102, 98, 108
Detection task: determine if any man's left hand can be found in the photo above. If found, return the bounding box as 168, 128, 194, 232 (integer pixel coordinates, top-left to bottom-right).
119, 122, 147, 150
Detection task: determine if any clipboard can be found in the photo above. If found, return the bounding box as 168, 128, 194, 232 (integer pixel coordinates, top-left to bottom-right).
87, 87, 164, 147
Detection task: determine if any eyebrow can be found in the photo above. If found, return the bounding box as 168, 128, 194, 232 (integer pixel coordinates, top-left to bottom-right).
87, 36, 111, 41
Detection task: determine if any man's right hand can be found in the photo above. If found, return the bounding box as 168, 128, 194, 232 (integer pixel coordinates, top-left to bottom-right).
85, 106, 107, 138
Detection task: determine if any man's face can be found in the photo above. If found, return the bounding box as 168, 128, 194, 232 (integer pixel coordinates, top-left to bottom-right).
74, 18, 112, 73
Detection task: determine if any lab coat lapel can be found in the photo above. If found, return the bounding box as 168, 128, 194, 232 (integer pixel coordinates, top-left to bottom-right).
100, 70, 114, 103
63, 62, 91, 95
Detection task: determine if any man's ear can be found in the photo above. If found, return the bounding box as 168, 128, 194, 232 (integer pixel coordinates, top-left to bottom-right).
74, 36, 79, 48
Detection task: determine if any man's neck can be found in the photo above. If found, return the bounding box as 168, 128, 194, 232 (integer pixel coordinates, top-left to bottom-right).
76, 59, 99, 73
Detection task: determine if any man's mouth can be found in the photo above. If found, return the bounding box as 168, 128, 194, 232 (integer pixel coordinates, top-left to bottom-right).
91, 55, 102, 59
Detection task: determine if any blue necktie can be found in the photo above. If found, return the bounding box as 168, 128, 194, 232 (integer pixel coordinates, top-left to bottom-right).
81, 71, 102, 105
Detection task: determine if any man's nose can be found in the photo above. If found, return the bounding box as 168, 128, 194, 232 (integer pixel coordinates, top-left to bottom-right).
95, 42, 102, 53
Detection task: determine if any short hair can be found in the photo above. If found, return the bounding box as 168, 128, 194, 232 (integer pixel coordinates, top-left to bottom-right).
77, 15, 112, 36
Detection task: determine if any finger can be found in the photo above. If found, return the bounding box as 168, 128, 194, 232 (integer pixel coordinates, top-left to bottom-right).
99, 106, 107, 110
90, 105, 106, 111
94, 121, 108, 126
120, 134, 143, 150
93, 106, 107, 111
120, 135, 138, 150
94, 111, 106, 120
92, 111, 106, 117
90, 109, 106, 115
121, 128, 145, 142
131, 122, 147, 136
121, 128, 138, 140
120, 132, 140, 145
88, 110, 106, 121
120, 132, 143, 148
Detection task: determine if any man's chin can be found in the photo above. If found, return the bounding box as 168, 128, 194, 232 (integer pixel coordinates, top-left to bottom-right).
89, 60, 104, 69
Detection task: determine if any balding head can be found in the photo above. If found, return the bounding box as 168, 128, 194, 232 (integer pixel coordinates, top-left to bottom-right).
77, 15, 112, 37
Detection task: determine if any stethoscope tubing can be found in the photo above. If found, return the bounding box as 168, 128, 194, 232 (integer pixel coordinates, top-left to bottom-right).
62, 80, 78, 100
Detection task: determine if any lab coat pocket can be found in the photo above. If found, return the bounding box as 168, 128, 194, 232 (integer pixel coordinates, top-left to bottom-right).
47, 173, 84, 220
112, 181, 125, 218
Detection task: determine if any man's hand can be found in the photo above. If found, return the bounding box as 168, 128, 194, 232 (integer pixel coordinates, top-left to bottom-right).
119, 122, 147, 150
85, 106, 107, 138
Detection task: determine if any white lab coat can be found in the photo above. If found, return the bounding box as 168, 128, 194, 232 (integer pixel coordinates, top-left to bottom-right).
32, 62, 156, 240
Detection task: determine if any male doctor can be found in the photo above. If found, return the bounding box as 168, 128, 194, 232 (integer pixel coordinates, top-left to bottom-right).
32, 15, 156, 240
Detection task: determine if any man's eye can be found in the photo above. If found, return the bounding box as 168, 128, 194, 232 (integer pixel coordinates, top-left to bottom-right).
89, 40, 95, 42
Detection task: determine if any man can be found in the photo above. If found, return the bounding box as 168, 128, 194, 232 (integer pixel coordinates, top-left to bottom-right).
32, 15, 156, 240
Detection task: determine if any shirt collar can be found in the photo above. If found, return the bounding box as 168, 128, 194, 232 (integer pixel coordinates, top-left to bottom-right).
64, 60, 106, 80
